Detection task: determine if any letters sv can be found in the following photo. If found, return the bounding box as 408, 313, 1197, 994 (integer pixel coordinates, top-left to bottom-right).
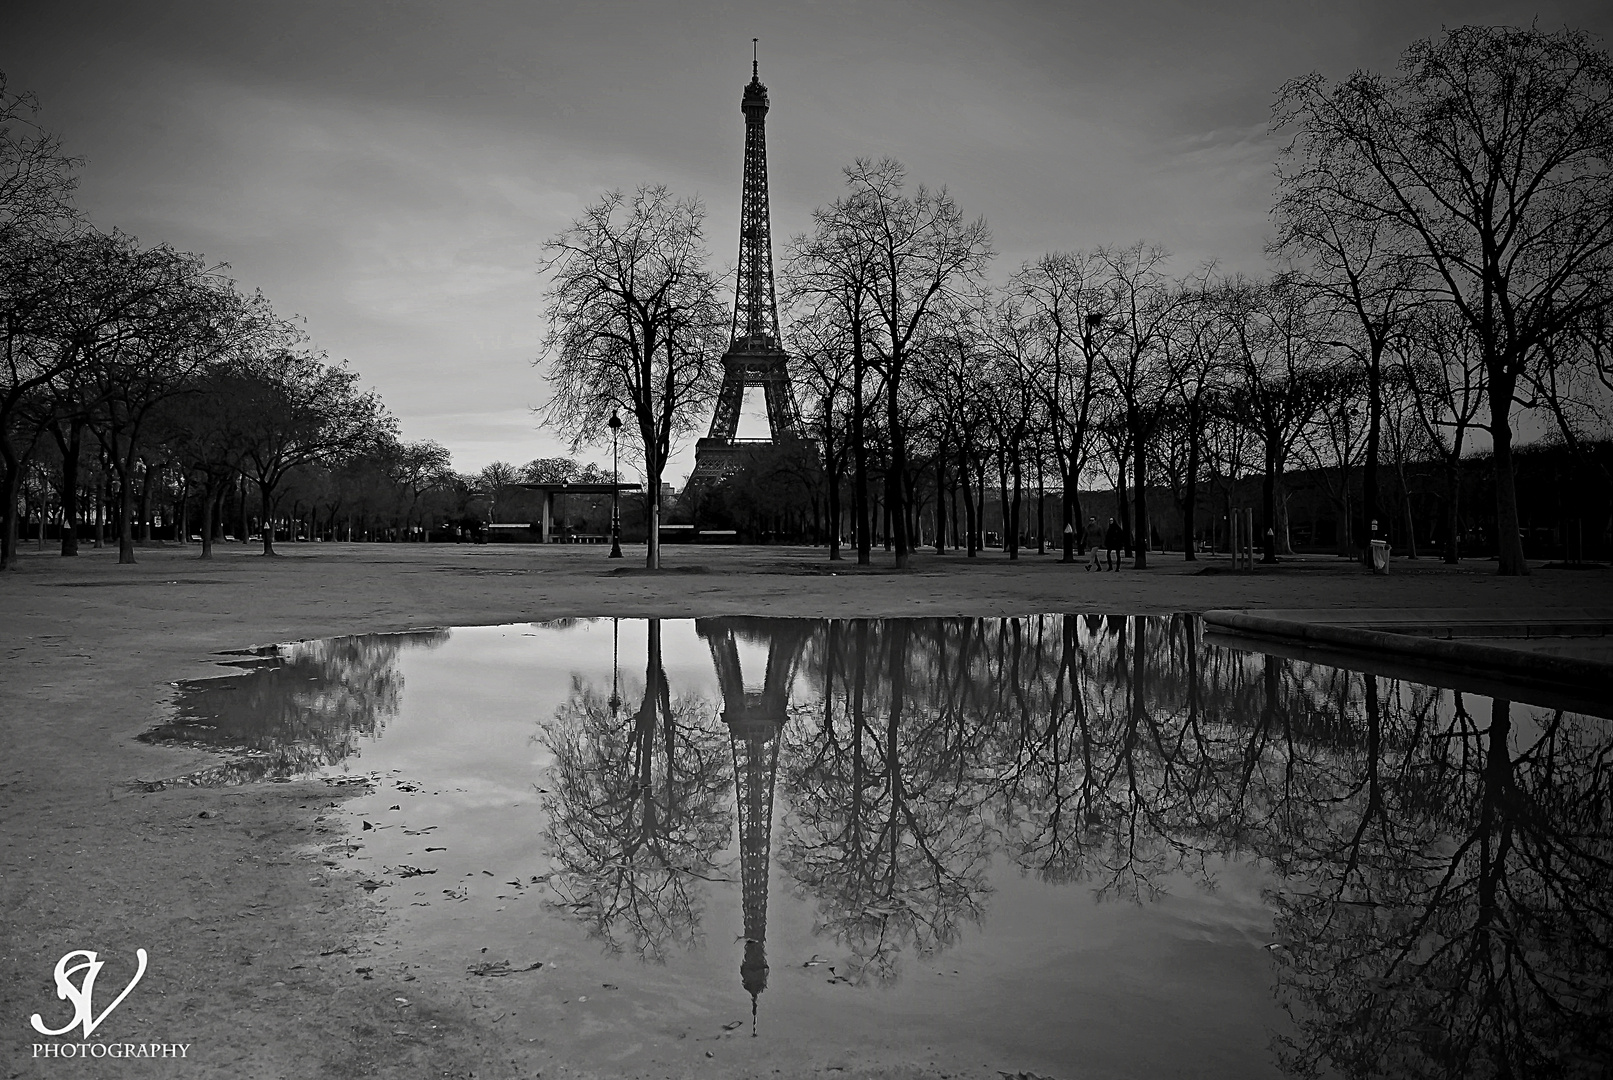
30, 949, 149, 1038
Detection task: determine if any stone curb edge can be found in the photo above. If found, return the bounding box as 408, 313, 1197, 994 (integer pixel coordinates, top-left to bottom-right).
1201, 609, 1613, 708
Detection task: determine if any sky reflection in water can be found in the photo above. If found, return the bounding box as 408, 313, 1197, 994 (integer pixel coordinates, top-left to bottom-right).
155, 616, 1613, 1079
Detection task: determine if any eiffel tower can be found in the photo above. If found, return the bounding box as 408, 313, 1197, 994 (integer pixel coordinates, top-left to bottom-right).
689, 44, 798, 485
696, 617, 811, 1031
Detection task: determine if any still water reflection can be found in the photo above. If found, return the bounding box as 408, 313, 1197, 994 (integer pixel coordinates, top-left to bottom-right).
157, 616, 1612, 1079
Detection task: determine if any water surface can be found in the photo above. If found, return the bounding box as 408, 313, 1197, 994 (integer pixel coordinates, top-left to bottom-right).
151, 616, 1613, 1079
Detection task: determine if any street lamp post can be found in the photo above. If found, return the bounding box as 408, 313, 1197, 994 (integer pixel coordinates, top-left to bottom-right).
608, 411, 624, 559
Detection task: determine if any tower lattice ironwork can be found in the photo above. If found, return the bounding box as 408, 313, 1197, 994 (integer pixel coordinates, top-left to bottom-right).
690, 45, 798, 484
696, 617, 810, 1031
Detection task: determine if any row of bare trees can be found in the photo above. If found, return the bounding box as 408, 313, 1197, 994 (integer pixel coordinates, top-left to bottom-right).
0, 70, 429, 567
792, 255, 1520, 567
538, 25, 1613, 575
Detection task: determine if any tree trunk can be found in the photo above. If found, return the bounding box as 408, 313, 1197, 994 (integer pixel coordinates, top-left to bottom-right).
949, 481, 960, 553
974, 467, 985, 554
138, 461, 155, 546
93, 467, 106, 548
0, 438, 21, 571
1361, 349, 1383, 567
1183, 405, 1200, 561
1007, 451, 1022, 561
646, 461, 661, 570
116, 451, 137, 564
1443, 459, 1461, 564
1035, 459, 1045, 555
1261, 448, 1278, 564
1489, 372, 1528, 575
1132, 424, 1149, 570
886, 373, 910, 569
1063, 470, 1082, 560
826, 457, 843, 561
962, 459, 977, 557
53, 422, 83, 557
853, 402, 870, 567
199, 487, 216, 559
903, 468, 920, 553
1336, 486, 1353, 556
1276, 488, 1295, 556
259, 481, 278, 556
1115, 443, 1132, 554
1402, 488, 1418, 558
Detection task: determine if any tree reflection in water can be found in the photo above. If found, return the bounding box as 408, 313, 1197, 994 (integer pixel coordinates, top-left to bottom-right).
536, 619, 733, 963
777, 619, 995, 985
149, 630, 449, 782
529, 615, 1609, 1078
1263, 694, 1612, 1079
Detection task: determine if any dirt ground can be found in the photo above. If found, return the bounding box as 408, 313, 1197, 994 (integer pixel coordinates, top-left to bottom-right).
3, 541, 1609, 1079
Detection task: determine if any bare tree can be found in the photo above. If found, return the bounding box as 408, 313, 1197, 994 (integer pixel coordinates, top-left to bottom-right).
785, 183, 885, 565
1097, 243, 1183, 570
1294, 359, 1368, 555
1223, 276, 1337, 562
840, 159, 992, 569
910, 307, 992, 556
1168, 273, 1238, 560
1007, 251, 1118, 561
1272, 115, 1425, 565
1275, 25, 1613, 574
538, 186, 726, 569
1395, 305, 1487, 563
784, 314, 858, 560
979, 297, 1039, 559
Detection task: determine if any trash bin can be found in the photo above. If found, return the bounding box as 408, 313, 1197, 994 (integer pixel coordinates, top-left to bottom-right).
1370, 539, 1390, 574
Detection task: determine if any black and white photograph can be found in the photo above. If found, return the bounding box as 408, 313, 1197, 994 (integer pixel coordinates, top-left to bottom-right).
4, 2, 1612, 1077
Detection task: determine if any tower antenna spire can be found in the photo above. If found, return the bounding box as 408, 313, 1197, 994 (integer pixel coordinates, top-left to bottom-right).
752, 38, 758, 78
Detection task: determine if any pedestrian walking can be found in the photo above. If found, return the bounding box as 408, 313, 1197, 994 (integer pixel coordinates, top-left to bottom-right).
1105, 518, 1123, 571
1083, 516, 1103, 571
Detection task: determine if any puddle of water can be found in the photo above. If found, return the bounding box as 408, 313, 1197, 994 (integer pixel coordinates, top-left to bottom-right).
154, 615, 1613, 1078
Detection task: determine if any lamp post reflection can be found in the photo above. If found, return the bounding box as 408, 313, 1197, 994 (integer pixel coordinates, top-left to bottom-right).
609, 616, 620, 714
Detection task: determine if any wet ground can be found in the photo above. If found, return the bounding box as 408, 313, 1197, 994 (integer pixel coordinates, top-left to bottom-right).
147, 613, 1613, 1079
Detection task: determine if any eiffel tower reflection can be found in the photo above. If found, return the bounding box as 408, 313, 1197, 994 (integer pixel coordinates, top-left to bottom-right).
696, 618, 811, 1034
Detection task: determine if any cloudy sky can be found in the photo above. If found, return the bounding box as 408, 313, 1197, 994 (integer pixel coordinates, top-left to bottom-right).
8, 1, 1608, 480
